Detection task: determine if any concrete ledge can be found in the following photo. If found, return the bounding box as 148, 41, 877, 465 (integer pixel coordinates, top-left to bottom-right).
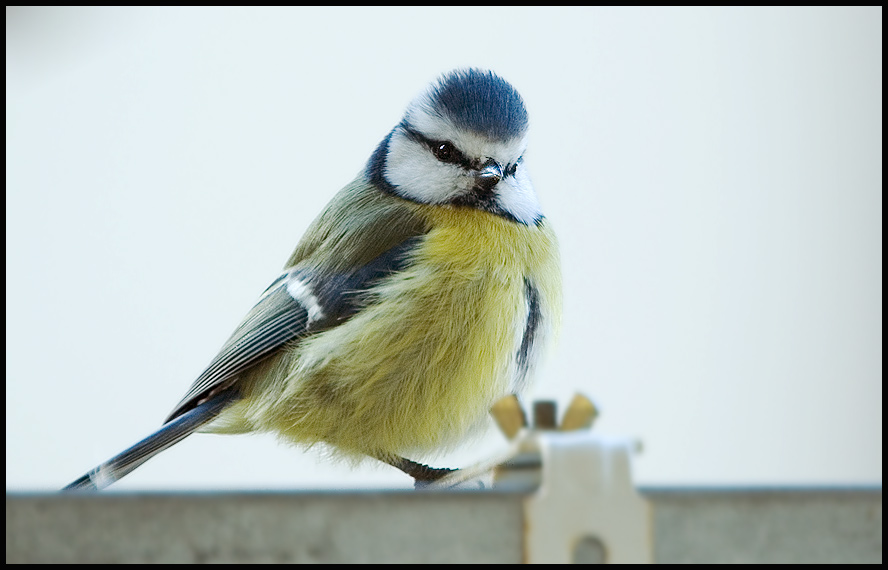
6, 488, 882, 563
648, 488, 882, 564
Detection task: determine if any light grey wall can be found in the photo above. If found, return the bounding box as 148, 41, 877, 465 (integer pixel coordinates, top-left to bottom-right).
6, 7, 881, 491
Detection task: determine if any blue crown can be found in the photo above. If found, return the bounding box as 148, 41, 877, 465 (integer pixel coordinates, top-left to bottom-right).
428, 69, 528, 140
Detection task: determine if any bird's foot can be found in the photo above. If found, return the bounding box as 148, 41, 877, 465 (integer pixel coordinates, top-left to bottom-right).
386, 456, 458, 489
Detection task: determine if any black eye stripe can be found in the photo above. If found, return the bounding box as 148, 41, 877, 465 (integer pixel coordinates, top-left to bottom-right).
401, 123, 522, 175
402, 124, 475, 170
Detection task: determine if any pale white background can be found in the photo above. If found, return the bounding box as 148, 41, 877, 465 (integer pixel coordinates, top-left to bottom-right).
6, 7, 881, 491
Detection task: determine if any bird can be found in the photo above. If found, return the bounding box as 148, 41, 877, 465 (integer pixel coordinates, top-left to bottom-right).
63, 68, 561, 491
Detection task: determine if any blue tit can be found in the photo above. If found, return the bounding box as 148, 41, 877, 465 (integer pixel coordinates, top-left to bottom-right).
64, 68, 561, 491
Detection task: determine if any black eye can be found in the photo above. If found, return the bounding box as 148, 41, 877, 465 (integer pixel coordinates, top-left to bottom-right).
432, 141, 457, 163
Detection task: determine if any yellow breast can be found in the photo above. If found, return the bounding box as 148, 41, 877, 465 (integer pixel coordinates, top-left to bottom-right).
230, 205, 561, 461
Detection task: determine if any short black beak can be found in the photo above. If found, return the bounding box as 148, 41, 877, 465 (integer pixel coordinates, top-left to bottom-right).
475, 158, 503, 193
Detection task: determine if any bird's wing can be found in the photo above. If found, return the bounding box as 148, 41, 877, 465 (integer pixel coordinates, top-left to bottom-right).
164, 181, 429, 423
162, 277, 312, 422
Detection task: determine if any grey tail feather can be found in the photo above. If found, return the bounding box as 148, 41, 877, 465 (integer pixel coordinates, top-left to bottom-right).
62, 392, 235, 491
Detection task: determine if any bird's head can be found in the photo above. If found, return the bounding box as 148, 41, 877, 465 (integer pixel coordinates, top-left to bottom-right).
367, 69, 541, 226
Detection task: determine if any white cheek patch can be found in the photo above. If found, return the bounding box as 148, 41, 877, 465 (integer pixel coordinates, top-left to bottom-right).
286, 278, 326, 325
497, 164, 542, 226
385, 129, 470, 203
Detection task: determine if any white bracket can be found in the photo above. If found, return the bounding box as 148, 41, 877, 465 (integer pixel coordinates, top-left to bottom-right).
432, 395, 652, 563
520, 430, 652, 563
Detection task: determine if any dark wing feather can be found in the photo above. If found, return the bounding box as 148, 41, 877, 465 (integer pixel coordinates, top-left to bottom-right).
164, 283, 310, 422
